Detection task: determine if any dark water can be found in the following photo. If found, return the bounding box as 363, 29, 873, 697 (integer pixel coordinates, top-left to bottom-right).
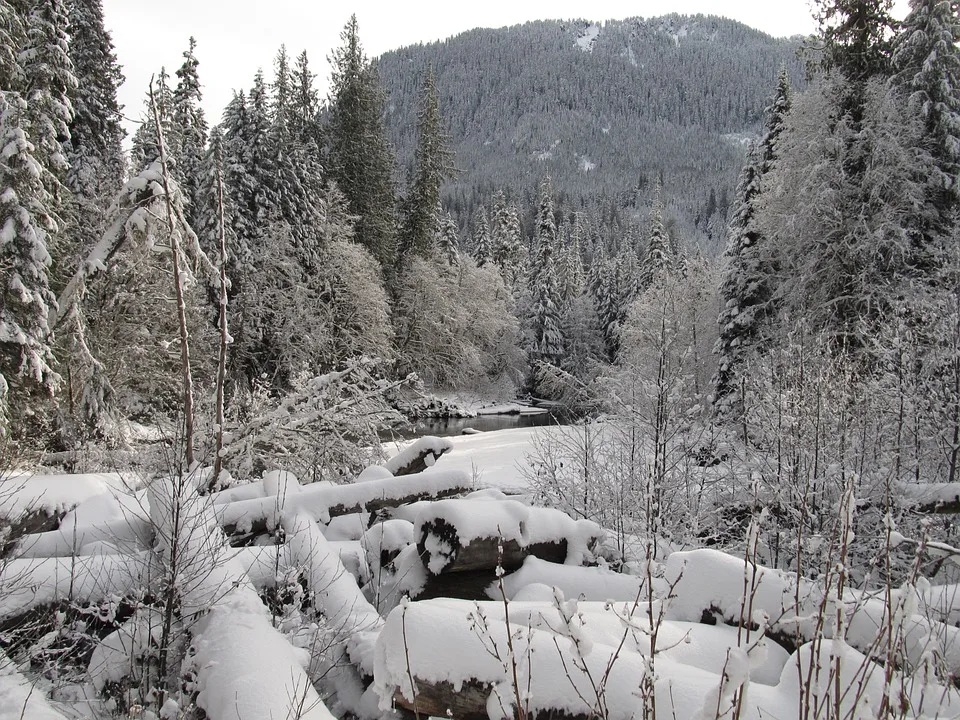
383, 411, 562, 441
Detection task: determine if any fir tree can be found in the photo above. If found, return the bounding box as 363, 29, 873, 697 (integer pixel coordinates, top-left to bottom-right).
326, 15, 397, 272
130, 67, 174, 172
491, 190, 524, 287
398, 66, 454, 264
64, 0, 124, 199
20, 0, 75, 204
713, 72, 792, 415
438, 209, 460, 266
529, 176, 564, 366
890, 0, 960, 244
640, 183, 673, 288
173, 37, 208, 229
471, 204, 491, 267
0, 93, 59, 428
291, 50, 320, 148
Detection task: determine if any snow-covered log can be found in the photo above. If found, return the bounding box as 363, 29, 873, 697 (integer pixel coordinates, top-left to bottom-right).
665, 549, 960, 675
414, 498, 602, 575
900, 483, 960, 514
373, 599, 785, 720
216, 469, 470, 543
146, 475, 336, 720
0, 473, 141, 554
382, 436, 454, 476
0, 552, 150, 623
12, 515, 152, 558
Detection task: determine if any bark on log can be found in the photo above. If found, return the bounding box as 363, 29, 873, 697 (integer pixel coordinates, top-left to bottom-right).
218, 470, 470, 546
392, 679, 491, 720
417, 517, 568, 575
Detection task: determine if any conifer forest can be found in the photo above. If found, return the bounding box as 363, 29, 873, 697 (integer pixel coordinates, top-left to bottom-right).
1, 1, 960, 718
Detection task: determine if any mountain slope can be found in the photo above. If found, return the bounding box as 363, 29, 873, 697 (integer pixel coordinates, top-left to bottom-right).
376, 14, 805, 249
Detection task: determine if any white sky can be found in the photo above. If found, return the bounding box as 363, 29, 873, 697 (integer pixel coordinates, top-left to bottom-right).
102, 0, 912, 136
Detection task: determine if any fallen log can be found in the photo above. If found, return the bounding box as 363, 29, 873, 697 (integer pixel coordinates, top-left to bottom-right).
413, 499, 601, 576
900, 483, 960, 514
417, 518, 567, 575
217, 470, 470, 545
382, 436, 454, 477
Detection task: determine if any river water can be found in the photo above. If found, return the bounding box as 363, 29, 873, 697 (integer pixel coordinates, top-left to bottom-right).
383, 411, 561, 441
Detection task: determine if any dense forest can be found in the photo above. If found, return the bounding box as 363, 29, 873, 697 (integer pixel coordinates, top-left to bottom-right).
378, 15, 806, 251
1, 0, 960, 717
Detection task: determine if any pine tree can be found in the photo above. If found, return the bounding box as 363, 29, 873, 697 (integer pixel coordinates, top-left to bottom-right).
172, 37, 208, 230
814, 0, 896, 86
398, 66, 454, 264
326, 15, 397, 272
713, 72, 791, 415
0, 93, 59, 429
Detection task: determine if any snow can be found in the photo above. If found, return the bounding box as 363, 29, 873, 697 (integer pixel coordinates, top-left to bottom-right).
387, 426, 558, 493
579, 155, 596, 172
0, 552, 149, 621
217, 468, 470, 529
501, 556, 643, 601
0, 472, 142, 522
413, 496, 602, 567
0, 649, 67, 720
87, 608, 164, 693
576, 23, 601, 52
381, 435, 452, 475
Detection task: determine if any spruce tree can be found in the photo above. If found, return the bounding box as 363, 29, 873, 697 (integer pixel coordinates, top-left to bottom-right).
640, 183, 673, 288
326, 15, 397, 272
398, 67, 454, 264
291, 50, 321, 148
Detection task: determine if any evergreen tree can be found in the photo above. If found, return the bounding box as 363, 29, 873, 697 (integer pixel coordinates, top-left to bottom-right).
0, 93, 59, 429
20, 0, 75, 204
291, 50, 321, 148
130, 67, 174, 171
640, 183, 674, 288
491, 190, 525, 287
64, 0, 124, 200
326, 15, 397, 272
0, 1, 26, 91
398, 67, 454, 264
890, 0, 960, 245
172, 37, 208, 229
528, 176, 564, 366
814, 0, 896, 86
471, 204, 491, 267
438, 209, 460, 266
713, 72, 791, 414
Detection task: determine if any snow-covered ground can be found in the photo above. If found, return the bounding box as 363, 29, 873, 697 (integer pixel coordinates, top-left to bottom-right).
385, 426, 551, 493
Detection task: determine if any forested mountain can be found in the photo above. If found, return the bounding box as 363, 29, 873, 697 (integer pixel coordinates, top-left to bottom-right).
377, 15, 805, 250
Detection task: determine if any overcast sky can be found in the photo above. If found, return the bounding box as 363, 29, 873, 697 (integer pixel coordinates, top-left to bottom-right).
101, 0, 912, 137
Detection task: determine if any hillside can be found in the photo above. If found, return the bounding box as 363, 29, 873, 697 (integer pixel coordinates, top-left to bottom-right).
377, 14, 806, 249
